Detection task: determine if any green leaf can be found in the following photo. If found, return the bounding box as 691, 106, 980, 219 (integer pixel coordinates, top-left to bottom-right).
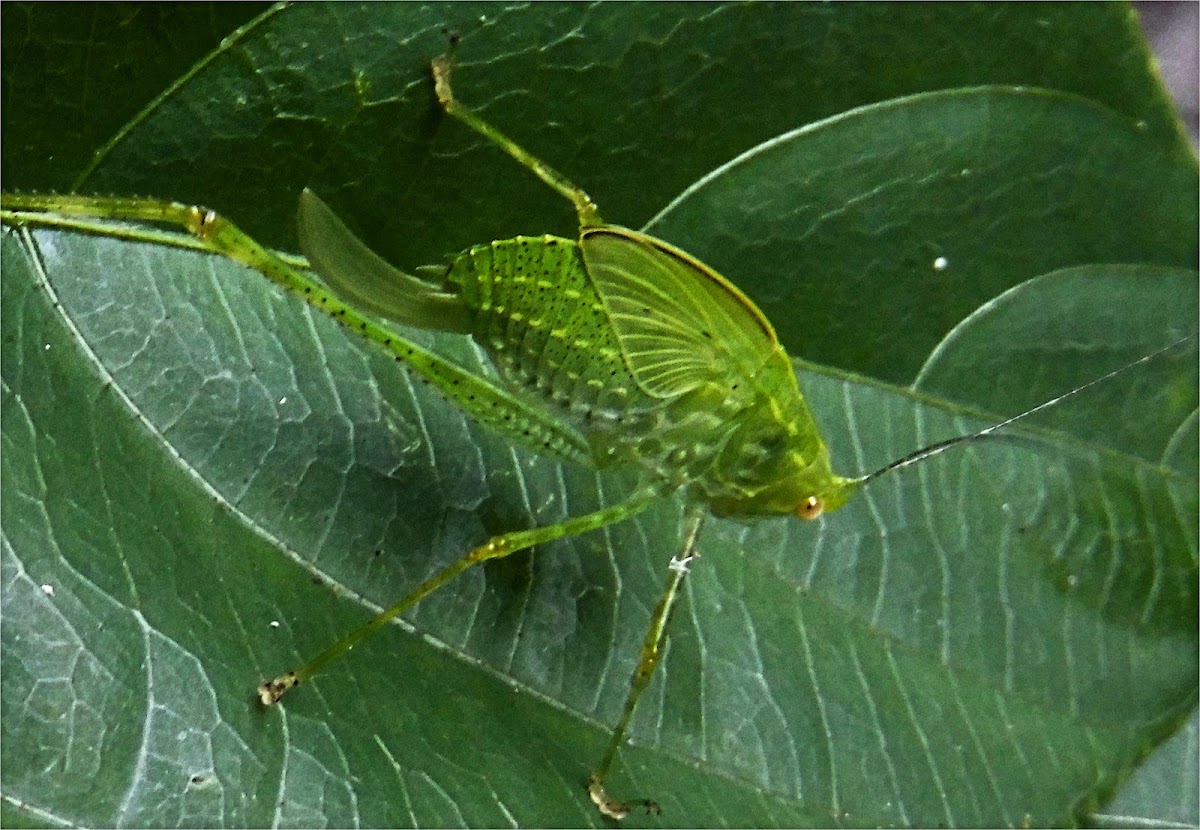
3, 4, 1197, 827
646, 88, 1198, 383
1093, 709, 1200, 828
913, 265, 1198, 472
3, 229, 1195, 827
0, 2, 271, 191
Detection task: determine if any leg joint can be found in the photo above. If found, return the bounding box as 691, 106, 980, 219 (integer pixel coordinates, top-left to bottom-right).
470, 536, 511, 563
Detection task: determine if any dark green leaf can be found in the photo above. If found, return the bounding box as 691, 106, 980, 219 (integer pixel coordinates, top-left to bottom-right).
913, 264, 1198, 471
0, 2, 271, 191
647, 89, 1198, 382
7, 4, 1184, 278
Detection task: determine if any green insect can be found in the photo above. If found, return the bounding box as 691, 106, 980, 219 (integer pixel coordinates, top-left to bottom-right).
292, 56, 860, 817
2, 53, 1192, 822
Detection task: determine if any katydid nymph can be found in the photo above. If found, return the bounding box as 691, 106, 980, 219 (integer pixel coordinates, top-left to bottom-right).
1, 54, 1192, 821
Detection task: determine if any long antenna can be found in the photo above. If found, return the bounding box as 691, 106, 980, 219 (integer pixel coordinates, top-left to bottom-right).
860, 334, 1196, 486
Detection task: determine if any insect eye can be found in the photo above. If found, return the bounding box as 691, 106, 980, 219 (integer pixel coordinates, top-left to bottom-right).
795, 496, 824, 521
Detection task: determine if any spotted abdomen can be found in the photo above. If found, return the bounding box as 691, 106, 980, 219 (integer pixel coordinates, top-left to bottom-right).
448, 235, 653, 425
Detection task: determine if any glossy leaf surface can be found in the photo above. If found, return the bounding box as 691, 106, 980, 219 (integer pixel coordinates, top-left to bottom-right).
4, 229, 1195, 827
3, 4, 1197, 827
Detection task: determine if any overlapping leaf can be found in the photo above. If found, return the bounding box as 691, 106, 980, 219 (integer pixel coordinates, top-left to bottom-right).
3, 4, 1197, 828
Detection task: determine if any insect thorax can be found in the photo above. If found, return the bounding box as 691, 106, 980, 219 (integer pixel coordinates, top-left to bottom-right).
700, 352, 845, 517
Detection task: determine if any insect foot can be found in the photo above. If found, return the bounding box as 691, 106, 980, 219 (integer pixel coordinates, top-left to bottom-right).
257, 671, 299, 706
587, 775, 660, 822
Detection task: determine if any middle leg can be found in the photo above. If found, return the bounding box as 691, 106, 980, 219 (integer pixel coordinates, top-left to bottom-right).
587, 507, 707, 820
431, 54, 604, 229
